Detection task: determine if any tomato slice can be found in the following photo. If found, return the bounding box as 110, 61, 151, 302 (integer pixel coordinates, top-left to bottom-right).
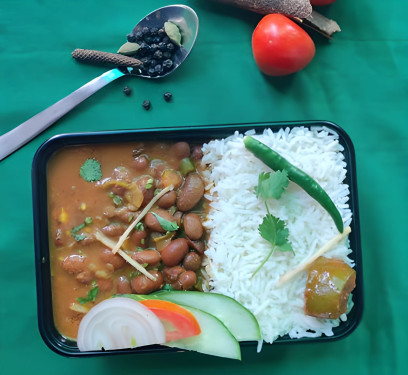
139, 299, 201, 342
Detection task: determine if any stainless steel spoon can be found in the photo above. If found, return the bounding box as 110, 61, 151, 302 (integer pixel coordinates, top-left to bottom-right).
0, 4, 199, 161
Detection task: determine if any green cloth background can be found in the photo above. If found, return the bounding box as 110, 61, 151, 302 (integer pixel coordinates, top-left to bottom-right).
1, 0, 407, 373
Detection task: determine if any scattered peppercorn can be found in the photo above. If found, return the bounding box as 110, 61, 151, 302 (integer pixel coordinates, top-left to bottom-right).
123, 86, 132, 96
142, 100, 151, 110
163, 92, 172, 102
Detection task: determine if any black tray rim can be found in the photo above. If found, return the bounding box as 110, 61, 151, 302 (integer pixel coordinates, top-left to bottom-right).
31, 120, 363, 357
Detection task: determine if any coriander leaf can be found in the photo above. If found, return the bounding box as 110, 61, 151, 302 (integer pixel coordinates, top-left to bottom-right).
135, 222, 144, 231
258, 212, 293, 253
71, 218, 93, 242
72, 233, 86, 242
254, 170, 289, 200
162, 283, 175, 291
80, 158, 102, 182
71, 222, 85, 234
71, 222, 86, 241
77, 286, 99, 304
252, 211, 293, 278
151, 212, 179, 232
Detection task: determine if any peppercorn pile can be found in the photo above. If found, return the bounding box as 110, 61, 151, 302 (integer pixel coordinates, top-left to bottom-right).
120, 23, 182, 77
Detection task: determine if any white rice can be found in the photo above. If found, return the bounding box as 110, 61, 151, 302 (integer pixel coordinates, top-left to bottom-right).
200, 126, 354, 344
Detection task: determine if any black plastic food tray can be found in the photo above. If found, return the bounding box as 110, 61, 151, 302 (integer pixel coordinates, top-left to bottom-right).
32, 120, 363, 357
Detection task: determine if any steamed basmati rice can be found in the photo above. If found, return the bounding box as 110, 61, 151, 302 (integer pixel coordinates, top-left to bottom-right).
200, 126, 354, 344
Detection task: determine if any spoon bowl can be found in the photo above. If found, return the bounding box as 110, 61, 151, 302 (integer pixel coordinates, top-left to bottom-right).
0, 4, 199, 161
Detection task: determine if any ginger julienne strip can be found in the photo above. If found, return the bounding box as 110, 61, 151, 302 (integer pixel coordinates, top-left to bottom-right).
112, 184, 174, 254
277, 226, 352, 287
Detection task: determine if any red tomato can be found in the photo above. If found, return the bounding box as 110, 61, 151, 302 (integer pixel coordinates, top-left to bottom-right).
252, 14, 315, 76
310, 0, 337, 5
139, 299, 201, 342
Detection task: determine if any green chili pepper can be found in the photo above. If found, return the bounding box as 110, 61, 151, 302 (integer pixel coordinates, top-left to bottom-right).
244, 135, 344, 233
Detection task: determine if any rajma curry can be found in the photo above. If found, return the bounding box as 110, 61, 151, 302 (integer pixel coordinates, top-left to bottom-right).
47, 141, 207, 340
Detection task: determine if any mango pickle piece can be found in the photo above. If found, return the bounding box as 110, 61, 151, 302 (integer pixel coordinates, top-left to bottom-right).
304, 256, 356, 319
124, 182, 144, 209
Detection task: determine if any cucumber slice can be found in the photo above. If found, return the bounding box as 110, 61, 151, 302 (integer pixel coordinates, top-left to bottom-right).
164, 304, 241, 360
128, 291, 261, 342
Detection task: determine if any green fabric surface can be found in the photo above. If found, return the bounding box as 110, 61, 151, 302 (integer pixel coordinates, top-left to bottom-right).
0, 0, 407, 373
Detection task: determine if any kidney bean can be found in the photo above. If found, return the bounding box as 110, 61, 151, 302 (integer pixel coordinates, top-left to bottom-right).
144, 209, 176, 233
133, 155, 149, 172
111, 184, 126, 196
131, 270, 164, 294
62, 254, 88, 274
189, 240, 206, 255
173, 211, 183, 227
116, 275, 132, 294
157, 190, 177, 209
105, 206, 135, 223
101, 224, 126, 237
54, 228, 64, 247
76, 270, 94, 284
97, 278, 114, 292
163, 265, 185, 284
132, 249, 161, 267
149, 160, 166, 179
161, 238, 189, 267
183, 213, 204, 240
183, 252, 202, 271
100, 248, 126, 270
81, 235, 96, 246
177, 173, 205, 212
129, 228, 147, 248
172, 270, 197, 291
112, 166, 132, 182
171, 142, 190, 159
135, 175, 155, 207
191, 145, 203, 161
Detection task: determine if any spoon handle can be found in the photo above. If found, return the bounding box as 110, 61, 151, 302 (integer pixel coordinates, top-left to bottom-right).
0, 68, 125, 161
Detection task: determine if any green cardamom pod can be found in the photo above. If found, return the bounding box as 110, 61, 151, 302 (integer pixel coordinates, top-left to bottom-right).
164, 21, 182, 46
117, 42, 140, 56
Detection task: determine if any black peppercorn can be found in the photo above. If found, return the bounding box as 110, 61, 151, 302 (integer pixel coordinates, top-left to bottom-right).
158, 42, 167, 52
127, 33, 137, 43
162, 59, 173, 70
142, 100, 151, 110
123, 86, 132, 96
154, 64, 163, 75
163, 92, 172, 102
153, 50, 163, 60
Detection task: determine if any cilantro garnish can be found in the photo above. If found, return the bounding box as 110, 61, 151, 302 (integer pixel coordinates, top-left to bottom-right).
71, 217, 92, 242
252, 207, 293, 278
151, 212, 179, 232
80, 158, 102, 182
255, 170, 289, 200
77, 285, 99, 304
252, 170, 293, 277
